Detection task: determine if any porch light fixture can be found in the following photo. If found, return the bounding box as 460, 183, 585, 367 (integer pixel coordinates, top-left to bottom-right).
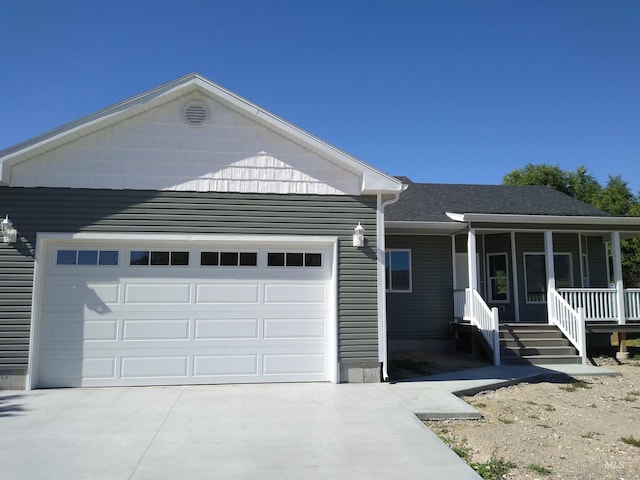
353, 222, 365, 248
1, 216, 17, 243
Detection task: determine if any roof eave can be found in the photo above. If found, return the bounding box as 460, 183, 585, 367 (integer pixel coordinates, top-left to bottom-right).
446, 212, 640, 226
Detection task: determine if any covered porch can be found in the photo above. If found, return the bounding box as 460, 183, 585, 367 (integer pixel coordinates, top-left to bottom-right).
451, 217, 640, 365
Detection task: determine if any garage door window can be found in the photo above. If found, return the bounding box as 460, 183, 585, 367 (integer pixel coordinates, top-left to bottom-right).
56, 249, 119, 266
130, 250, 190, 266
268, 252, 322, 267
200, 251, 258, 267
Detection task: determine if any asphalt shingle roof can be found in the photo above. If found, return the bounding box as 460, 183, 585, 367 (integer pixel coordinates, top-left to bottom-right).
386, 180, 611, 222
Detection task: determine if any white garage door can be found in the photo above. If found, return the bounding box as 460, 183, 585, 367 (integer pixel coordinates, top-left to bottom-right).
35, 238, 335, 387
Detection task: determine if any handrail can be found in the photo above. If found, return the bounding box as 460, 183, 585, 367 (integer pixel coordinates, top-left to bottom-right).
548, 289, 587, 364
469, 289, 500, 365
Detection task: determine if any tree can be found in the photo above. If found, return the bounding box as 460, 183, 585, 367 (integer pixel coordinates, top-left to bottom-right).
503, 163, 573, 196
503, 164, 640, 287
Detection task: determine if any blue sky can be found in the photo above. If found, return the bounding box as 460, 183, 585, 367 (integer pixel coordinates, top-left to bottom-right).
1, 0, 638, 189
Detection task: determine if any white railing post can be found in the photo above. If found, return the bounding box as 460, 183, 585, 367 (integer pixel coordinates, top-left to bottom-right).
611, 232, 626, 325
491, 307, 500, 366
577, 307, 587, 364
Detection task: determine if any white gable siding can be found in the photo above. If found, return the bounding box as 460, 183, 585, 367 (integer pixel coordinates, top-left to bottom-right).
10, 95, 362, 194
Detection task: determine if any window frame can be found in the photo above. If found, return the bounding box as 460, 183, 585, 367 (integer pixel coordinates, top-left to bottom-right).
385, 249, 412, 293
486, 252, 510, 303
56, 249, 120, 267
523, 252, 573, 304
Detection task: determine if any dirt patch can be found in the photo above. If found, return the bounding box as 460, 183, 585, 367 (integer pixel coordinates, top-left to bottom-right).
426, 355, 640, 480
388, 351, 492, 380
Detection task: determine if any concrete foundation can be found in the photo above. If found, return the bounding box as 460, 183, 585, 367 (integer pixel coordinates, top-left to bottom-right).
0, 369, 27, 390
339, 362, 381, 383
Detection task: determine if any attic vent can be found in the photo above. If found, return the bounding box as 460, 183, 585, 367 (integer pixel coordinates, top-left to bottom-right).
183, 102, 209, 127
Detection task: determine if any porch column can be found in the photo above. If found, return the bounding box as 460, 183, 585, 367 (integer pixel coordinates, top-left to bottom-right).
467, 228, 478, 319
544, 231, 556, 293
467, 228, 478, 292
611, 231, 626, 325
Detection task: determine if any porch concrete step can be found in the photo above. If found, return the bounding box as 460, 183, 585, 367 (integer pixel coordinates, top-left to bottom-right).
501, 345, 577, 357
500, 324, 564, 339
498, 323, 581, 365
500, 338, 569, 348
501, 354, 583, 365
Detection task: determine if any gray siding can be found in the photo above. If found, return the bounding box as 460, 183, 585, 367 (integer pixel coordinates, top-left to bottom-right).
386, 235, 453, 340
586, 236, 609, 287
0, 187, 379, 371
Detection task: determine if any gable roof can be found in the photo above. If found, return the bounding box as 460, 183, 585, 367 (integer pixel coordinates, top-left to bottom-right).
0, 73, 403, 195
386, 181, 611, 223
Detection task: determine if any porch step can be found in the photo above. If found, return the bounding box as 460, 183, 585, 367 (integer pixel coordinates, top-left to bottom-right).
499, 323, 582, 365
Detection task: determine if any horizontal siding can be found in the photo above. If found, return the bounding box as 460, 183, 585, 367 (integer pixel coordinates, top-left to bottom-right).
0, 187, 380, 369
386, 235, 453, 341
586, 236, 608, 287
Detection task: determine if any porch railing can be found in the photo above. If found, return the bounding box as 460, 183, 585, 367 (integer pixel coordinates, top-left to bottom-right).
557, 288, 618, 321
470, 289, 500, 365
626, 289, 640, 321
548, 289, 587, 364
558, 288, 640, 322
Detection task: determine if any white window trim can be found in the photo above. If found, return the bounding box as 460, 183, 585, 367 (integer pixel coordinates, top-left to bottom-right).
486, 252, 510, 303
523, 252, 573, 304
385, 249, 412, 293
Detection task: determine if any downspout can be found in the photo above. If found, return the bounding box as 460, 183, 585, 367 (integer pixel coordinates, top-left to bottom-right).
377, 190, 403, 382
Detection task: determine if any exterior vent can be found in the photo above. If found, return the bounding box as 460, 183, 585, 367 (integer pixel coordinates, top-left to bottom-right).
183, 102, 209, 127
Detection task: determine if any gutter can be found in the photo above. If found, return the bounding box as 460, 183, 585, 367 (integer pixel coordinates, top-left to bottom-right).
378, 188, 406, 382
445, 212, 640, 227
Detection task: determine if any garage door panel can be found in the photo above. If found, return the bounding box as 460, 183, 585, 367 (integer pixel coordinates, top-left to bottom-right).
43, 355, 116, 384
264, 284, 325, 304
121, 355, 189, 378
193, 354, 258, 376
124, 283, 191, 304
47, 282, 120, 305
263, 354, 325, 375
195, 318, 259, 340
196, 283, 260, 304
122, 319, 190, 341
263, 318, 325, 339
47, 319, 119, 342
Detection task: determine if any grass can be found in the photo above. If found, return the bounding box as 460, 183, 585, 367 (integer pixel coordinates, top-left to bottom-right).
527, 464, 552, 476
559, 380, 591, 392
581, 431, 602, 439
434, 428, 516, 480
470, 454, 517, 480
619, 435, 640, 447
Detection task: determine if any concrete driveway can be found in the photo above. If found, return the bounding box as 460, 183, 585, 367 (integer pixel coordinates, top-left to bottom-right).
0, 383, 480, 479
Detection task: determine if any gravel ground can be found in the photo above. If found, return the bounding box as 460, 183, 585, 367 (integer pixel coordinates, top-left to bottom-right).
426, 356, 640, 480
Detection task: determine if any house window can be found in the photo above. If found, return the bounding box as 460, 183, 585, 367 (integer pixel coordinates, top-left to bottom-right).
385, 249, 411, 292
487, 253, 509, 302
524, 253, 573, 303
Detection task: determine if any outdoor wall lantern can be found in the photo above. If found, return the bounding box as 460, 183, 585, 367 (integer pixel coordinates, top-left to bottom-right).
1, 216, 18, 244
353, 222, 365, 248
